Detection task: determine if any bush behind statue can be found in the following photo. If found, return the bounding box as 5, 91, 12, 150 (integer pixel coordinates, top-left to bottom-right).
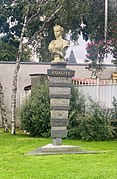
68, 88, 114, 140
79, 99, 114, 141
110, 97, 117, 138
68, 86, 86, 139
20, 82, 50, 137
20, 83, 114, 140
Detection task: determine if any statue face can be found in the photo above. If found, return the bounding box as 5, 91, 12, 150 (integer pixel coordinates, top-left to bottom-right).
54, 27, 62, 38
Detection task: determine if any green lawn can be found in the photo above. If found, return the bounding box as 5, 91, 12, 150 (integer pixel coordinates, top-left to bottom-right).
0, 128, 116, 179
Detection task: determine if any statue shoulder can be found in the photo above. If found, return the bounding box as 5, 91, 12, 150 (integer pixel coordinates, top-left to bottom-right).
62, 39, 70, 47
49, 40, 55, 45
48, 40, 56, 49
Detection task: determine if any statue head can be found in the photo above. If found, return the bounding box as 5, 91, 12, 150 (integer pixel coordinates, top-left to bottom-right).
53, 25, 64, 39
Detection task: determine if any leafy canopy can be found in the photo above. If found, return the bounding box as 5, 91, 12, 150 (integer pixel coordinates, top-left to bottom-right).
0, 0, 117, 62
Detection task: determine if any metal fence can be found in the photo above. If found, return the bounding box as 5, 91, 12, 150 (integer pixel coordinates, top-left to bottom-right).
73, 79, 117, 108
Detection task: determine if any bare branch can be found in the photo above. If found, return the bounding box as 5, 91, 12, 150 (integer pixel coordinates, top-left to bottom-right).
29, 5, 63, 43
27, 0, 49, 25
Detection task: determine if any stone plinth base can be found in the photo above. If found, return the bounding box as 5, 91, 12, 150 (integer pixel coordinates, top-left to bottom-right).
26, 144, 101, 155
53, 138, 62, 145
47, 62, 75, 144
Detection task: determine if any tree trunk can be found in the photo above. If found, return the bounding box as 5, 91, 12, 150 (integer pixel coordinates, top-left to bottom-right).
11, 5, 29, 135
0, 83, 8, 132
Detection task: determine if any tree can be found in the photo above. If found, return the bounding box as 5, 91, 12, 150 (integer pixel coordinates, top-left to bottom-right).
0, 83, 8, 132
11, 0, 30, 135
0, 0, 30, 61
85, 40, 110, 101
85, 40, 108, 78
1, 0, 116, 62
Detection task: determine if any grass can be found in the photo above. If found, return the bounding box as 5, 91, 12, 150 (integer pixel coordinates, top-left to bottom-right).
0, 128, 117, 179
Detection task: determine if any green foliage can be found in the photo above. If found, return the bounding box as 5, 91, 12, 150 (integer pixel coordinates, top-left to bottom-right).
0, 41, 17, 61
68, 86, 86, 139
0, 40, 31, 61
0, 0, 30, 61
0, 0, 117, 61
85, 40, 108, 77
68, 87, 114, 141
111, 97, 117, 120
110, 97, 117, 137
20, 84, 86, 138
20, 82, 50, 137
111, 23, 117, 66
20, 83, 114, 140
79, 99, 114, 141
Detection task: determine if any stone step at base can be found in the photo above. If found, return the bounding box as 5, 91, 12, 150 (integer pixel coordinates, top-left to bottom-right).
26, 144, 105, 156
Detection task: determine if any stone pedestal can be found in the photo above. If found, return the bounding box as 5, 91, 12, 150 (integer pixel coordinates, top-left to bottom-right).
47, 62, 75, 145
26, 62, 103, 155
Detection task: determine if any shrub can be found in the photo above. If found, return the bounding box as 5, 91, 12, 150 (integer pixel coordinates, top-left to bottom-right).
20, 82, 50, 137
110, 97, 117, 138
20, 83, 114, 141
79, 99, 114, 141
20, 84, 85, 138
111, 97, 117, 120
68, 86, 86, 139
